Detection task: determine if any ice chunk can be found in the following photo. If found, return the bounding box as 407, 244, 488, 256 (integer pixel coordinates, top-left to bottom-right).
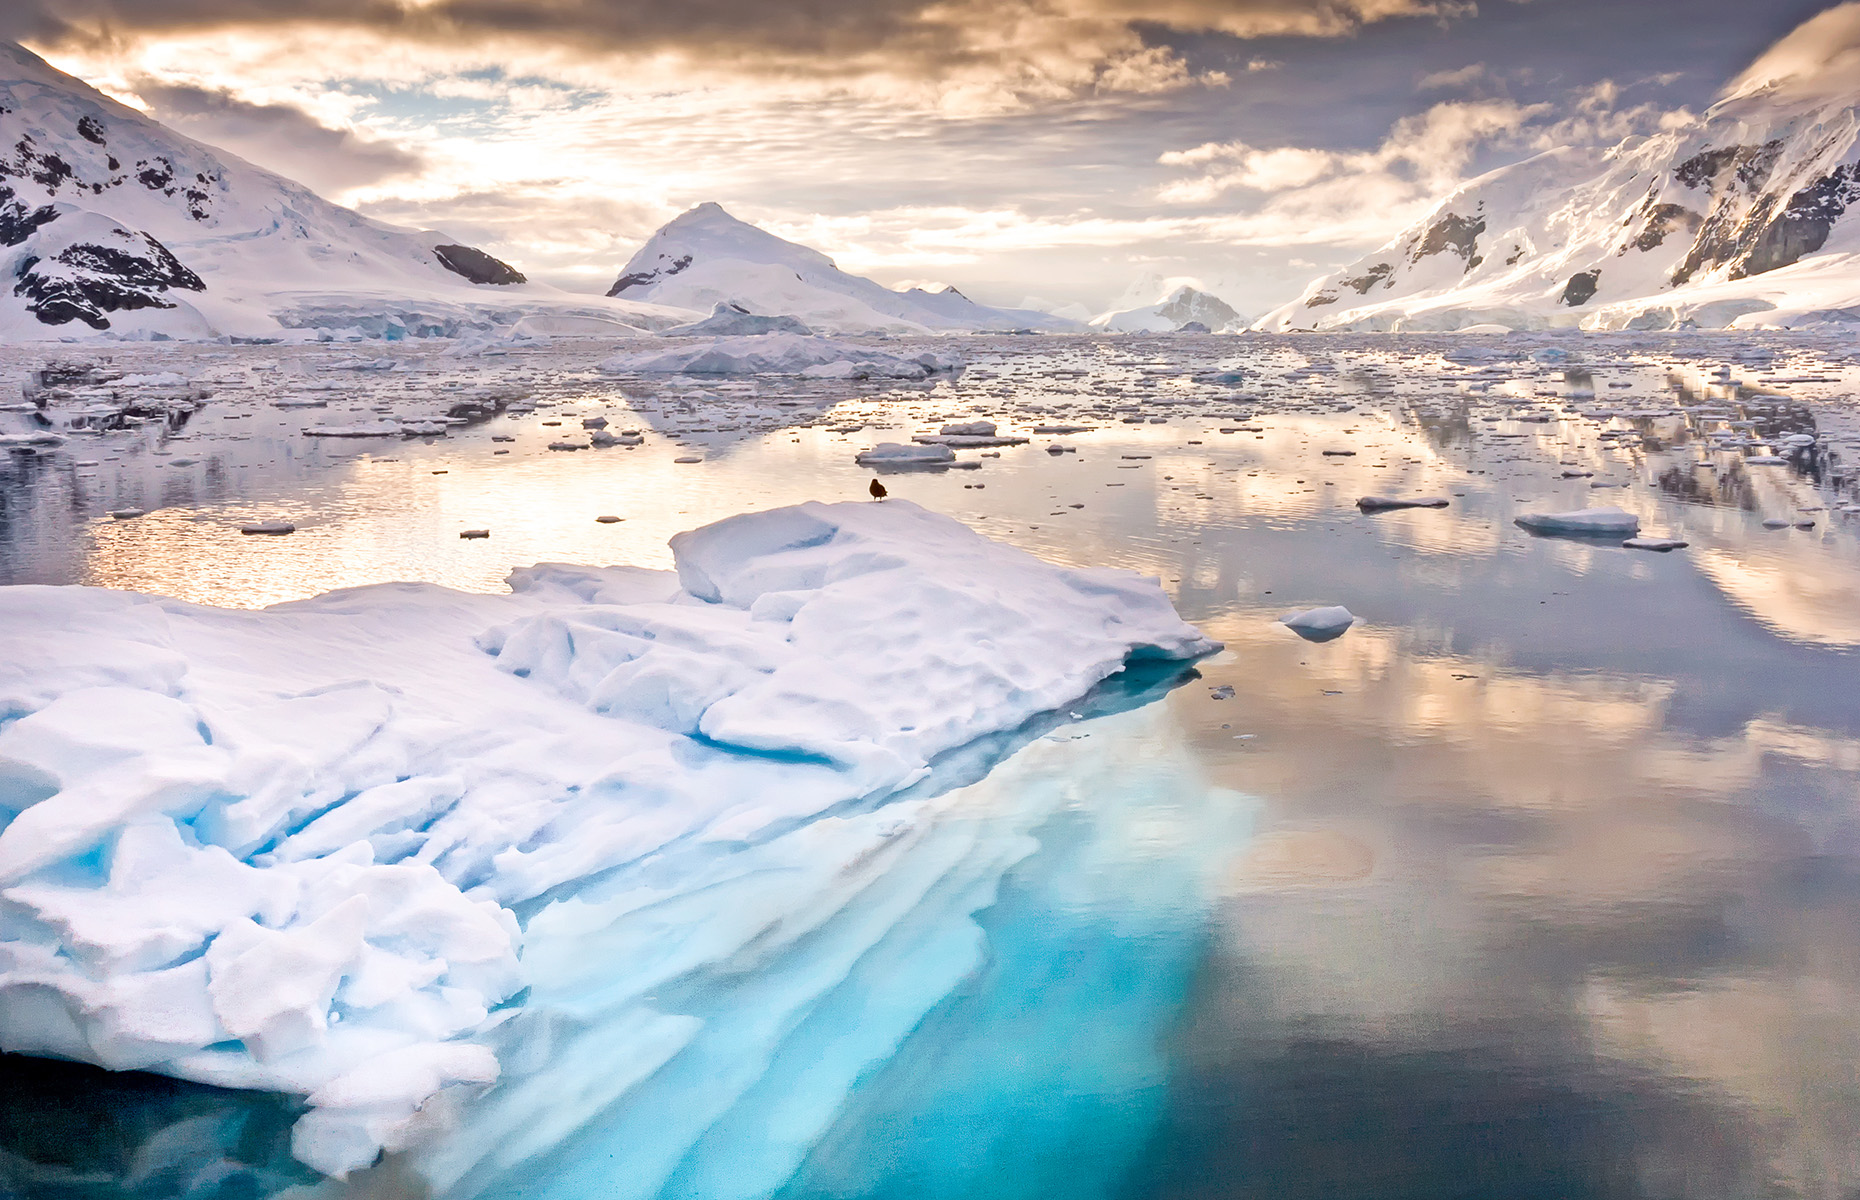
854, 443, 956, 467
1356, 495, 1449, 511
1278, 606, 1356, 642
1623, 536, 1688, 551
1513, 506, 1640, 536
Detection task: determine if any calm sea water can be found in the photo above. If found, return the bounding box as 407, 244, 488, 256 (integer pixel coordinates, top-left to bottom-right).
3, 333, 1859, 1199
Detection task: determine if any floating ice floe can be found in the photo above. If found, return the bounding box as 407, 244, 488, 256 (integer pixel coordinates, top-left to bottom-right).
302, 422, 402, 438
1356, 495, 1449, 511
0, 500, 1215, 1178
1513, 506, 1640, 536
1623, 536, 1688, 551
914, 420, 1030, 448
855, 442, 956, 467
598, 334, 962, 379
1278, 606, 1356, 642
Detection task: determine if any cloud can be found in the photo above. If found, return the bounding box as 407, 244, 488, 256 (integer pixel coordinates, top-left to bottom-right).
129, 79, 425, 193
1157, 97, 1550, 205
1417, 62, 1488, 90
1721, 0, 1860, 103
8, 0, 1474, 106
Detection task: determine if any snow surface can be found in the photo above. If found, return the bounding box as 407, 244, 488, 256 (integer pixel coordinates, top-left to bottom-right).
0, 499, 1215, 1175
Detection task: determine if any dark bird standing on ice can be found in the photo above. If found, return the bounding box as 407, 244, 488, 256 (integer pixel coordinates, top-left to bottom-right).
869, 478, 888, 500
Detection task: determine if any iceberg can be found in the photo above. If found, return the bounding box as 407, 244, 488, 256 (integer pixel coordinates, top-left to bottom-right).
0, 500, 1215, 1177
598, 334, 962, 379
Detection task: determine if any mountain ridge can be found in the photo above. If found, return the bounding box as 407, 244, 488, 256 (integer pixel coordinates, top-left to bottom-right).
1260, 17, 1860, 333
0, 42, 688, 339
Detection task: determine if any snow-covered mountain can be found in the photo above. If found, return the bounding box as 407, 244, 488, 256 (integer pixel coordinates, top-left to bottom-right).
1260, 6, 1860, 333
0, 42, 688, 340
1093, 283, 1245, 333
607, 204, 1084, 334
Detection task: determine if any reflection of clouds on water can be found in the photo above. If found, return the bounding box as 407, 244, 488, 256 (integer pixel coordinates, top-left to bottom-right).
1179, 608, 1860, 1196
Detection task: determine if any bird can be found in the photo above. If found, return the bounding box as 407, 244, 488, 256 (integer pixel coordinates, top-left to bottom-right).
869, 478, 888, 500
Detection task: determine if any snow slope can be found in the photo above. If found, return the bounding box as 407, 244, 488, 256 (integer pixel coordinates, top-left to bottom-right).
0, 499, 1214, 1176
607, 204, 1084, 335
1260, 5, 1860, 333
0, 42, 691, 340
1093, 284, 1245, 333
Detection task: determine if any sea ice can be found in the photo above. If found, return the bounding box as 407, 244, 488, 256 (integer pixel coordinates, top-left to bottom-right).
855, 443, 956, 467
1513, 507, 1640, 536
1356, 495, 1450, 511
0, 500, 1215, 1177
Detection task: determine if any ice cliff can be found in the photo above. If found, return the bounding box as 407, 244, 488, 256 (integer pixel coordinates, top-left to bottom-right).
0, 500, 1215, 1176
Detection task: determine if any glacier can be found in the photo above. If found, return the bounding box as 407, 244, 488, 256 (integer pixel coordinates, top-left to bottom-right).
0, 500, 1218, 1178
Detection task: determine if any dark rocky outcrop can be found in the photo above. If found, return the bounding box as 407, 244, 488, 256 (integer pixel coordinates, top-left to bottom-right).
433, 243, 526, 285
14, 227, 205, 329
1343, 262, 1395, 294
1304, 289, 1339, 308
1633, 202, 1701, 251
1562, 270, 1600, 306
0, 184, 57, 245
1413, 212, 1485, 266
608, 254, 692, 296
1735, 165, 1860, 278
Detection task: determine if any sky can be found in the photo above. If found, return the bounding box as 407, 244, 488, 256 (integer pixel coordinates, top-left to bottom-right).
6, 0, 1845, 316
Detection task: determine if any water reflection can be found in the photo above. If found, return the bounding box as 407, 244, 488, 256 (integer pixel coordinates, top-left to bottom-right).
4, 333, 1860, 1198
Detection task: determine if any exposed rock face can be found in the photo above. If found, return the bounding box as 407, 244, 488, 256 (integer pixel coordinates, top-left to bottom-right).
14, 218, 205, 329
1414, 212, 1486, 266
1561, 270, 1600, 306
609, 254, 690, 296
433, 243, 526, 285
1342, 262, 1395, 294
0, 184, 58, 245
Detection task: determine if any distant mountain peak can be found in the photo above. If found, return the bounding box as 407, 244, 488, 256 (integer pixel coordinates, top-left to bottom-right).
606, 204, 1082, 334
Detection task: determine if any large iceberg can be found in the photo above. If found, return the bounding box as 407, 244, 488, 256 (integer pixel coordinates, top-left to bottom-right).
0, 501, 1215, 1177
598, 333, 962, 378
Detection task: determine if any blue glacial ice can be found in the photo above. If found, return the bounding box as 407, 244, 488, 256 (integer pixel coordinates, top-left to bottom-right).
0, 500, 1223, 1178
